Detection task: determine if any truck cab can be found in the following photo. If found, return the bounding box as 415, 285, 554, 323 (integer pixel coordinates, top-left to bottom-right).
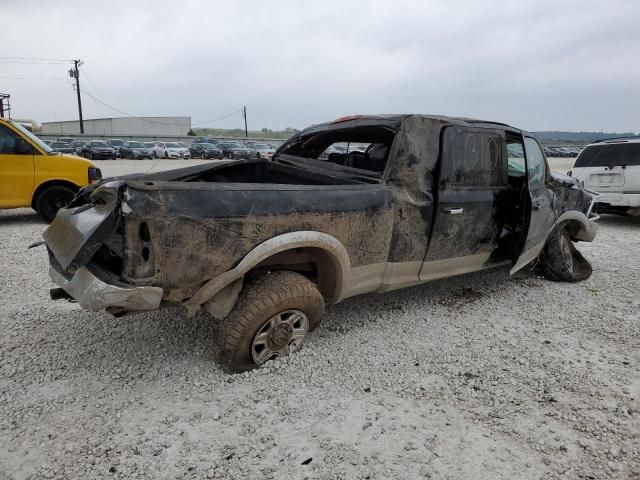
0, 118, 101, 221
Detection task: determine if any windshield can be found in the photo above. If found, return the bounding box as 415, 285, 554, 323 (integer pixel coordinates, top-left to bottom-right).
128, 142, 144, 148
91, 141, 108, 147
255, 144, 270, 150
166, 143, 182, 148
109, 140, 124, 146
203, 144, 219, 149
51, 142, 68, 148
9, 120, 53, 153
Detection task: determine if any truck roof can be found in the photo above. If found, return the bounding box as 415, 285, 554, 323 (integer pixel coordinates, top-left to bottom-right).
301, 114, 523, 135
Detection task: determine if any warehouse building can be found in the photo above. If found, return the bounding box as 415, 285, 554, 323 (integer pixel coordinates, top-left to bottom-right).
40, 116, 191, 136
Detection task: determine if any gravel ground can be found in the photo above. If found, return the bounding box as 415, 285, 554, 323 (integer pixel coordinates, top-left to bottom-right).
1, 159, 639, 479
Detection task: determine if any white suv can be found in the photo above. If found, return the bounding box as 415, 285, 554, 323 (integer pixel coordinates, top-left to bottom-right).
570, 138, 640, 216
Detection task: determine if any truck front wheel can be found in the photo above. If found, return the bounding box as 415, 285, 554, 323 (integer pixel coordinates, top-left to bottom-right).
215, 271, 325, 372
539, 226, 592, 282
35, 185, 76, 222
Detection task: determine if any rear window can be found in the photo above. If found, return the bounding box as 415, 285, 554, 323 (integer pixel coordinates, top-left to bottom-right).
279, 125, 395, 174
574, 143, 640, 168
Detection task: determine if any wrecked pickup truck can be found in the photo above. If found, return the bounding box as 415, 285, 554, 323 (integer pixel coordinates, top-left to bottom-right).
43, 115, 599, 371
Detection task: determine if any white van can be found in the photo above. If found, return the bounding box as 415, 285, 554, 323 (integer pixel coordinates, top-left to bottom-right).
569, 138, 640, 215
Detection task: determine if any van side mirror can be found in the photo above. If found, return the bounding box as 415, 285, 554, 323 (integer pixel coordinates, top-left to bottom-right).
14, 138, 32, 154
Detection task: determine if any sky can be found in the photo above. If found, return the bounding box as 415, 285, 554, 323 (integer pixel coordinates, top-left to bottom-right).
1, 0, 639, 132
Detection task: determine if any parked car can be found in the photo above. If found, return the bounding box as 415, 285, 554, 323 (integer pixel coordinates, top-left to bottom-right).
0, 117, 101, 221
569, 137, 640, 216
49, 141, 76, 154
192, 137, 219, 145
43, 114, 599, 372
248, 143, 276, 159
70, 141, 85, 155
218, 141, 250, 159
120, 141, 154, 159
59, 137, 75, 144
81, 140, 116, 160
153, 142, 191, 159
107, 139, 126, 157
189, 142, 223, 159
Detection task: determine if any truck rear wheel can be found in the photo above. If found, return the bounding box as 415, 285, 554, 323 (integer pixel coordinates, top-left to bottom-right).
35, 185, 76, 222
539, 226, 592, 282
215, 271, 325, 372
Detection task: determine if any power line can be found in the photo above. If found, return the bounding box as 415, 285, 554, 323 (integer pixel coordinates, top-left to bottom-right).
81, 87, 244, 128
0, 75, 67, 80
193, 109, 244, 126
80, 88, 193, 126
0, 56, 73, 62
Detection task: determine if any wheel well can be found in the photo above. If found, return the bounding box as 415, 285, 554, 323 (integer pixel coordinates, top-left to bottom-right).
248, 247, 341, 302
31, 180, 80, 208
559, 219, 585, 241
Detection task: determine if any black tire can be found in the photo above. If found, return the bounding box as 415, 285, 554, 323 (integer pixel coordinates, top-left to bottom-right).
539, 226, 592, 282
164, 151, 169, 159
201, 152, 206, 160
35, 185, 76, 223
87, 152, 93, 160
153, 151, 157, 158
215, 271, 325, 373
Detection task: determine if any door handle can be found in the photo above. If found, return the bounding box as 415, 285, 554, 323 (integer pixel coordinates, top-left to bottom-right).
444, 207, 464, 215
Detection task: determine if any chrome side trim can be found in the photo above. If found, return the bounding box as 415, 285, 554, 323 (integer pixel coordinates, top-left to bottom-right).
345, 260, 423, 297
345, 255, 497, 299
419, 252, 492, 282
49, 266, 163, 311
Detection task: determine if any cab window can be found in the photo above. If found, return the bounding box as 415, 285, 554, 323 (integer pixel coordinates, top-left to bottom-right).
444, 128, 503, 187
524, 137, 546, 187
507, 137, 526, 178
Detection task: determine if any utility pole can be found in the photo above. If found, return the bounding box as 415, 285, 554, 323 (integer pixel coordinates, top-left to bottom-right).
243, 105, 248, 138
69, 60, 84, 133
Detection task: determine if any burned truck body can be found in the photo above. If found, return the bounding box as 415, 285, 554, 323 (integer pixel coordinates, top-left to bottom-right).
43, 115, 599, 371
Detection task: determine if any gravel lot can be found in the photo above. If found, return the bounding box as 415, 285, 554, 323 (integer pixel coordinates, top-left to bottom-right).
1, 159, 639, 479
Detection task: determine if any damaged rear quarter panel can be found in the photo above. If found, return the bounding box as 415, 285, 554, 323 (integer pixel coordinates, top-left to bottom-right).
121, 182, 395, 289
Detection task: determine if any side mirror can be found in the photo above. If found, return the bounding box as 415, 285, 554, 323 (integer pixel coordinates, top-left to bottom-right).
14, 137, 32, 154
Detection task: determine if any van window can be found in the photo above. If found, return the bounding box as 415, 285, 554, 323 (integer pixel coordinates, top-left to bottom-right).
574, 143, 640, 168
0, 125, 27, 154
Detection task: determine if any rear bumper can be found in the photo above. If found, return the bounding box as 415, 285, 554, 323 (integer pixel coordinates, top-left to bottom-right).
49, 265, 163, 311
596, 193, 640, 208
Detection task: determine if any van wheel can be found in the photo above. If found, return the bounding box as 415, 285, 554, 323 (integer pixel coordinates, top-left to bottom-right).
539, 226, 592, 282
35, 185, 76, 223
215, 271, 325, 373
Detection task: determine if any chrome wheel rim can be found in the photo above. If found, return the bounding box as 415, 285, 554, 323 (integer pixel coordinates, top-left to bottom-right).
251, 309, 309, 365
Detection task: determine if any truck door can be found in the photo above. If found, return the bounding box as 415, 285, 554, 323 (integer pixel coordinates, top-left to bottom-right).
510, 135, 556, 274
421, 126, 507, 280
0, 123, 35, 208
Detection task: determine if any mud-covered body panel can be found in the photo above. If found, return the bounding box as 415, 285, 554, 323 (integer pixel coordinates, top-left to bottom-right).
121, 184, 394, 289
